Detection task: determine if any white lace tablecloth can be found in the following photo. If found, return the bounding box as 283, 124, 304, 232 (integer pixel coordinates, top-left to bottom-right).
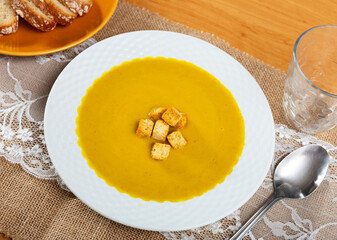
0, 39, 336, 240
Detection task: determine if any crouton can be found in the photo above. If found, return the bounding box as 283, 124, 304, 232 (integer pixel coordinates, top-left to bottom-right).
161, 107, 182, 127
136, 119, 154, 137
175, 113, 188, 129
148, 107, 167, 121
152, 120, 170, 141
167, 130, 187, 149
151, 143, 171, 160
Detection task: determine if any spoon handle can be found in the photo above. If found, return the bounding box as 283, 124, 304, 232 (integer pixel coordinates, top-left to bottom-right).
229, 194, 281, 240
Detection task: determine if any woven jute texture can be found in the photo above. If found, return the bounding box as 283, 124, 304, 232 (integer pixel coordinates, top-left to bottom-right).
1, 1, 337, 239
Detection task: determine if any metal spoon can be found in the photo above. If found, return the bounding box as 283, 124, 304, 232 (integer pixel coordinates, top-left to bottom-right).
230, 144, 330, 240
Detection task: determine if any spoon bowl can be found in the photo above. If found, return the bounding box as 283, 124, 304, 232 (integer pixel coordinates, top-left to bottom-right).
274, 144, 330, 199
230, 144, 330, 240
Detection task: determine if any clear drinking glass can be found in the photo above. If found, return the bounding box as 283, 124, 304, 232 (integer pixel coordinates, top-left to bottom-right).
283, 25, 337, 134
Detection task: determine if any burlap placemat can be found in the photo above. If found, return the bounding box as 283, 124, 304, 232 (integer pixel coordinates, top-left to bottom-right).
0, 1, 336, 239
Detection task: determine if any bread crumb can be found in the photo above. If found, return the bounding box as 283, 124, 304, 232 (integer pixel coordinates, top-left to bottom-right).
136, 119, 154, 137
151, 143, 171, 160
175, 113, 188, 129
167, 130, 187, 149
161, 107, 182, 127
148, 107, 167, 121
152, 120, 170, 141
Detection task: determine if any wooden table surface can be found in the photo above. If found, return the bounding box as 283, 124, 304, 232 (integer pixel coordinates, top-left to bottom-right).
127, 0, 337, 71
1, 0, 336, 239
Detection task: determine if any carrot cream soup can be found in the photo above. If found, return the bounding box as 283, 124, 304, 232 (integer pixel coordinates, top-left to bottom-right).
76, 57, 245, 202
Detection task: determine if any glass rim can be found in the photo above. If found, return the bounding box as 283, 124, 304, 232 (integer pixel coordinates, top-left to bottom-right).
293, 25, 337, 98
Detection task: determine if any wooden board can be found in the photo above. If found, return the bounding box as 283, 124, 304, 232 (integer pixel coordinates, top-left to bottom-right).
126, 0, 337, 71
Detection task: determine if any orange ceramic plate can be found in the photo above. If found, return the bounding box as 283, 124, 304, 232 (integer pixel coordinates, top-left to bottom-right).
0, 0, 118, 56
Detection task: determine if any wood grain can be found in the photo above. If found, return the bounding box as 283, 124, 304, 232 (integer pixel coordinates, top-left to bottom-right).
0, 234, 10, 240
126, 0, 337, 71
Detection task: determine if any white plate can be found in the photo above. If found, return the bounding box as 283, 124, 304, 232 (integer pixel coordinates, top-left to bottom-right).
44, 31, 275, 231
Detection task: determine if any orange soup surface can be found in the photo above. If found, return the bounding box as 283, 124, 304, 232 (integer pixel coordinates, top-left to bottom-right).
76, 57, 245, 202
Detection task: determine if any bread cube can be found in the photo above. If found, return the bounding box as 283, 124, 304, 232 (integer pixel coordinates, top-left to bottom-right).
151, 143, 171, 160
175, 113, 188, 129
148, 107, 167, 121
136, 119, 154, 137
167, 131, 187, 149
152, 120, 170, 141
161, 107, 182, 127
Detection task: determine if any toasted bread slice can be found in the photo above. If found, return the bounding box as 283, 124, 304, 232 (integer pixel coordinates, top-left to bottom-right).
45, 0, 77, 25
31, 0, 55, 20
0, 0, 19, 35
59, 0, 92, 16
11, 0, 56, 31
